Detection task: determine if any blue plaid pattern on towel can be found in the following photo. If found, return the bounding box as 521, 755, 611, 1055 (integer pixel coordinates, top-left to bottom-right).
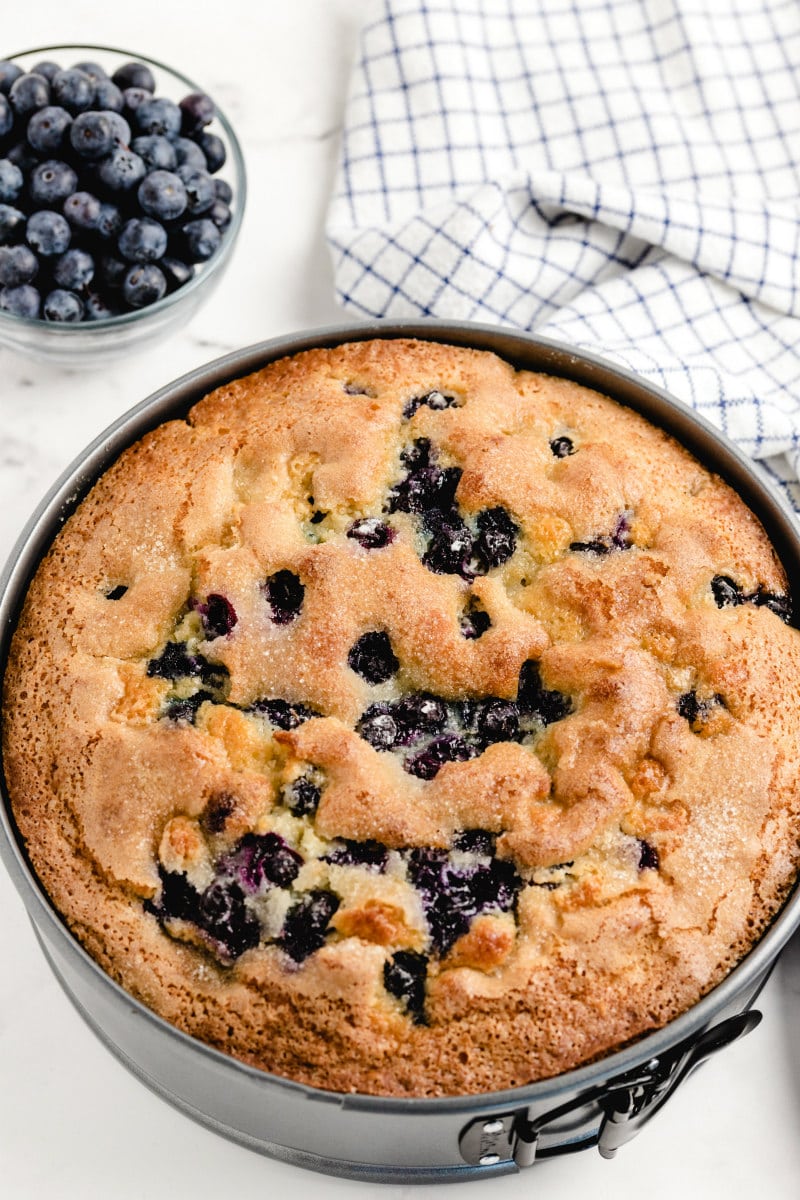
326, 0, 800, 509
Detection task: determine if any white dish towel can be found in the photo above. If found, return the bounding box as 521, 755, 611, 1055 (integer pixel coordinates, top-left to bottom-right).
326, 0, 800, 509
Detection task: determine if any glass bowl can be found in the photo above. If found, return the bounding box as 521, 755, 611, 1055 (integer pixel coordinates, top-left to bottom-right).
0, 43, 246, 367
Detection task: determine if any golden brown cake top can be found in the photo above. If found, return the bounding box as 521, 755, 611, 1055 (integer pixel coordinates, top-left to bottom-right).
4, 337, 800, 1097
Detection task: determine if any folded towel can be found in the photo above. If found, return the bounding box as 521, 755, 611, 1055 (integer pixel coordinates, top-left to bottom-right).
326, 0, 800, 508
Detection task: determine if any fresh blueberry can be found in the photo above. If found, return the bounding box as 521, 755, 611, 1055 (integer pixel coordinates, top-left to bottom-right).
26, 210, 71, 255
138, 170, 187, 221
51, 68, 95, 115
384, 951, 428, 1023
207, 198, 232, 230
172, 136, 207, 171
0, 283, 40, 318
347, 517, 396, 550
356, 704, 400, 751
282, 774, 322, 816
160, 255, 195, 292
27, 106, 72, 155
638, 840, 660, 871
43, 288, 84, 322
31, 61, 62, 85
53, 247, 94, 291
460, 601, 491, 639
278, 890, 340, 962
264, 569, 305, 624
135, 96, 181, 138
221, 832, 303, 893
93, 78, 124, 113
111, 62, 156, 94
131, 134, 178, 172
213, 177, 233, 204
0, 62, 24, 95
29, 159, 78, 207
70, 110, 118, 159
122, 262, 166, 308
0, 204, 25, 244
5, 141, 38, 174
62, 190, 101, 231
83, 290, 118, 320
197, 592, 237, 638
198, 879, 261, 959
179, 92, 216, 134
325, 840, 389, 870
99, 252, 128, 288
0, 160, 23, 204
195, 130, 226, 173
550, 435, 575, 458
180, 217, 221, 262
474, 507, 518, 571
405, 733, 472, 780
249, 697, 317, 729
118, 216, 168, 263
95, 201, 122, 240
8, 72, 50, 119
403, 389, 458, 419
0, 245, 38, 287
121, 86, 152, 121
0, 94, 12, 138
97, 148, 147, 193
517, 660, 572, 726
71, 61, 107, 84
175, 165, 215, 214
348, 631, 399, 684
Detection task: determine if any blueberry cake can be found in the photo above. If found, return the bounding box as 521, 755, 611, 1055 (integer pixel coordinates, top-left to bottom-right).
5, 338, 800, 1097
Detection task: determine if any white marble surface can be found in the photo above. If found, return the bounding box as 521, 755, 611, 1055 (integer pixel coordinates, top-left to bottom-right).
1, 3, 800, 1197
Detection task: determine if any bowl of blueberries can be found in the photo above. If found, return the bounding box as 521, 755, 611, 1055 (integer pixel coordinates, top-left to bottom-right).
0, 44, 245, 366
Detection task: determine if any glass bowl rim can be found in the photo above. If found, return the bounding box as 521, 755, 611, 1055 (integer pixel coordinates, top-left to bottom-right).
0, 41, 247, 337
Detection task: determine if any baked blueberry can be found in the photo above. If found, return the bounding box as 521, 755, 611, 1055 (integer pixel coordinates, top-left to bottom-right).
198, 592, 237, 639
198, 879, 261, 959
550, 435, 575, 458
421, 508, 475, 578
325, 840, 389, 870
347, 517, 395, 550
403, 389, 458, 419
264, 569, 305, 624
470, 697, 519, 744
105, 584, 128, 600
677, 690, 724, 729
407, 846, 521, 953
474, 507, 518, 571
388, 462, 462, 516
405, 733, 472, 779
348, 631, 399, 684
146, 641, 203, 680
278, 889, 340, 962
384, 951, 428, 1022
250, 697, 317, 729
460, 601, 491, 639
453, 829, 496, 856
282, 774, 322, 816
638, 840, 660, 871
164, 690, 213, 724
356, 704, 400, 751
221, 832, 303, 892
394, 693, 449, 743
752, 588, 792, 622
517, 660, 572, 726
